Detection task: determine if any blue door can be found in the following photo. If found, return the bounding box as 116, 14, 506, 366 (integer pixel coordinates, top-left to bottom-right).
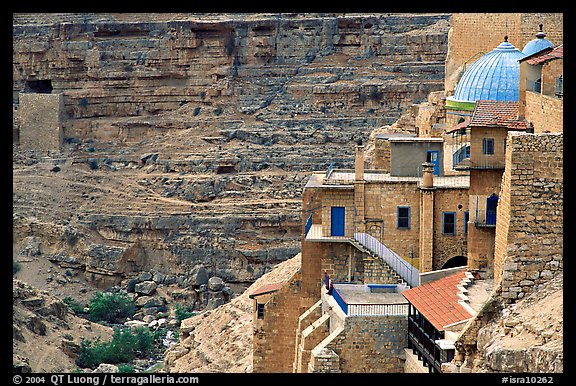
426, 150, 440, 176
486, 194, 498, 225
331, 207, 345, 236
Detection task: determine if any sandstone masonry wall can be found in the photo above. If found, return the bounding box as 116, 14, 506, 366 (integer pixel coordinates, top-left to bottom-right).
318, 315, 408, 372
525, 92, 563, 134
18, 93, 64, 151
494, 132, 562, 299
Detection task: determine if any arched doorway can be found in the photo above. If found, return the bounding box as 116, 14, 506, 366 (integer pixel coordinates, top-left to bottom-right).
442, 255, 468, 270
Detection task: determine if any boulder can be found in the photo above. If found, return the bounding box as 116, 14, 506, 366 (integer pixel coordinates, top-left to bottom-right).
153, 271, 166, 284
24, 315, 46, 335
135, 296, 152, 307
124, 320, 148, 329
208, 276, 224, 292
93, 363, 119, 373
138, 272, 153, 282
190, 266, 209, 286
135, 281, 157, 296
61, 338, 80, 359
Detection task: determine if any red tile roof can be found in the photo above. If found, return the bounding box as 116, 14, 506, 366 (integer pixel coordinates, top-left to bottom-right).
402, 271, 473, 331
470, 100, 527, 130
523, 45, 563, 65
248, 282, 284, 298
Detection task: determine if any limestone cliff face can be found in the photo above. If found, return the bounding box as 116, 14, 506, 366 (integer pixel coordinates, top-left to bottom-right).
13, 13, 450, 284
13, 13, 449, 136
444, 272, 562, 373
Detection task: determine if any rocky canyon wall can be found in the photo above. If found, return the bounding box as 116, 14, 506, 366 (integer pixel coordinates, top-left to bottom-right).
13, 13, 450, 285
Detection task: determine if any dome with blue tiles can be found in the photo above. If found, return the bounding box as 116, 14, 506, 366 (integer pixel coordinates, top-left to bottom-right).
522, 24, 554, 56
446, 37, 527, 111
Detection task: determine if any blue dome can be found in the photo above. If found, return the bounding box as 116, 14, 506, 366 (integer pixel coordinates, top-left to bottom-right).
450, 40, 527, 104
522, 30, 554, 56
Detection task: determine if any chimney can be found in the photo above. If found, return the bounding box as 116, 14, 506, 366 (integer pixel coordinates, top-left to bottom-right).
421, 162, 435, 188
355, 144, 365, 181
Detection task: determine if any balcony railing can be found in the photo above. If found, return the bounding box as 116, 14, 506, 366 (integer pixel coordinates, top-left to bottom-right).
474, 208, 497, 227
408, 316, 454, 373
469, 155, 505, 169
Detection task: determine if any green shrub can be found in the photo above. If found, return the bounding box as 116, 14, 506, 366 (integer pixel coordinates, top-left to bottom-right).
117, 364, 135, 373
174, 303, 196, 323
76, 327, 155, 369
86, 292, 136, 324
76, 338, 110, 368
13, 260, 21, 276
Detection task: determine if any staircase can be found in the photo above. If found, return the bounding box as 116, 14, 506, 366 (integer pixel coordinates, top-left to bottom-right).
349, 233, 419, 288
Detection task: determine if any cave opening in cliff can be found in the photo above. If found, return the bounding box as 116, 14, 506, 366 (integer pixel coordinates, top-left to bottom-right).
24, 80, 53, 94
216, 165, 237, 174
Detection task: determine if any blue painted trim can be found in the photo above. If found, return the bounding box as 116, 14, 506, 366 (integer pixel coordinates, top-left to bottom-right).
442, 211, 456, 235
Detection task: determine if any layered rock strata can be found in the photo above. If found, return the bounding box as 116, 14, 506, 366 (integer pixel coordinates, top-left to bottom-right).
13, 13, 450, 284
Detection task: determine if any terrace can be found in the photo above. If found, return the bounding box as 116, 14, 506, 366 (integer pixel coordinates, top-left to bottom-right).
327, 282, 409, 317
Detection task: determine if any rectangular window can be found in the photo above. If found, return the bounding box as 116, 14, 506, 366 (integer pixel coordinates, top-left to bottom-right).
397, 206, 410, 229
257, 303, 265, 319
482, 138, 494, 155
443, 212, 456, 235
464, 211, 469, 235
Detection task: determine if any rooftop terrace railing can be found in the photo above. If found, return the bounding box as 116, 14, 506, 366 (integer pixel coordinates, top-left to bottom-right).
331, 284, 409, 317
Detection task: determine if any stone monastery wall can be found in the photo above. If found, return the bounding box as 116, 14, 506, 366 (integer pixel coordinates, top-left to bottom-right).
494, 132, 563, 301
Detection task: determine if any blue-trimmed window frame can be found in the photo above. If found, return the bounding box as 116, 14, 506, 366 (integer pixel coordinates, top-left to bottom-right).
464, 211, 469, 235
397, 206, 410, 229
442, 212, 456, 235
482, 138, 495, 155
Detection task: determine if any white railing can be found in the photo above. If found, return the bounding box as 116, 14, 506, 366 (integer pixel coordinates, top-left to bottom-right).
348, 303, 409, 316
354, 232, 420, 288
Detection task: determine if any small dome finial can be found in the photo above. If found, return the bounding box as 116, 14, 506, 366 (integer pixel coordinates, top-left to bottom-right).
504, 35, 508, 42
